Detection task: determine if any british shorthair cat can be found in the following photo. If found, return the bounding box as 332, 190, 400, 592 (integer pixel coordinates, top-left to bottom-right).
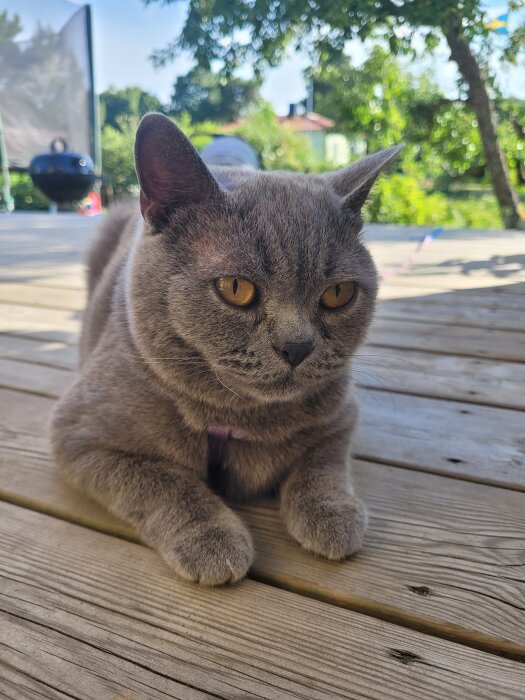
51, 113, 402, 585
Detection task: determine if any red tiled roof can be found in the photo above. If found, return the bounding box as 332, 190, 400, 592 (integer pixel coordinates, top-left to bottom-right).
220, 112, 335, 133
277, 112, 335, 132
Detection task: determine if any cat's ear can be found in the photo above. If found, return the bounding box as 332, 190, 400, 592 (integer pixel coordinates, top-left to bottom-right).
134, 113, 221, 227
324, 144, 404, 211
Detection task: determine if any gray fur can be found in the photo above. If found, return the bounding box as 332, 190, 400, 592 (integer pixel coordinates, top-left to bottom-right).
51, 114, 402, 585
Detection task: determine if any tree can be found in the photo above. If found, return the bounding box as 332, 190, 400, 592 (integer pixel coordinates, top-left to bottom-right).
310, 47, 486, 184
170, 66, 260, 122
100, 87, 164, 131
143, 0, 525, 229
0, 10, 21, 43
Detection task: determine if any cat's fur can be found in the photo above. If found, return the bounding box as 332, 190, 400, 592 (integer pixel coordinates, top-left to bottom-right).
51, 114, 402, 585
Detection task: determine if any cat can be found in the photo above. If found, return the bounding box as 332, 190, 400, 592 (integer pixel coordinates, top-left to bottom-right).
51, 113, 402, 585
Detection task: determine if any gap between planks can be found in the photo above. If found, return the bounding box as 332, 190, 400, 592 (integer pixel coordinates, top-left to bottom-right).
2, 369, 524, 489
0, 389, 524, 661
1, 499, 525, 700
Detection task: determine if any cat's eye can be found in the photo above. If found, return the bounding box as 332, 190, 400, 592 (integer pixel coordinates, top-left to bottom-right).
215, 276, 256, 307
320, 281, 357, 309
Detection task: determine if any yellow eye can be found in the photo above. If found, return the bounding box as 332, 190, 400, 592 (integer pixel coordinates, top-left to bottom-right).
320, 281, 357, 309
215, 276, 256, 307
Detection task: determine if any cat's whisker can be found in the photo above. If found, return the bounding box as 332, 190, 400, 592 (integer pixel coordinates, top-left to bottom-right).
352, 367, 398, 392
353, 363, 404, 386
214, 371, 245, 402
354, 352, 420, 371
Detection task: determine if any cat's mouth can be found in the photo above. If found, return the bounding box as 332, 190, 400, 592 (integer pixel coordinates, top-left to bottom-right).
225, 366, 325, 402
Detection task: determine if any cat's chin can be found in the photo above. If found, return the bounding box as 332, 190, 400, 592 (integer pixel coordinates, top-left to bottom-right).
222, 371, 329, 405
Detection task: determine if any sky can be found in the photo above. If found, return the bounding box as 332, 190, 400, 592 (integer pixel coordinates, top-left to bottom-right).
5, 0, 525, 114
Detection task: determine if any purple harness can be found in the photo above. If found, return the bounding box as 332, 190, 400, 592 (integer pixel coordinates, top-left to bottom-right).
207, 425, 246, 492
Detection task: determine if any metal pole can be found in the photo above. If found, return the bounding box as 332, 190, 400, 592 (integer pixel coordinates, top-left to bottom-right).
85, 4, 101, 174
0, 110, 14, 211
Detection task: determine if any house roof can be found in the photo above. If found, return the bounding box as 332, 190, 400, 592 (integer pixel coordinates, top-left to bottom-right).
220, 112, 335, 134
277, 112, 335, 132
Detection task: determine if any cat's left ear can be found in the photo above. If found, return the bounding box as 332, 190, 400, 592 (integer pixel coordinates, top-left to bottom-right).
324, 144, 404, 211
135, 113, 221, 227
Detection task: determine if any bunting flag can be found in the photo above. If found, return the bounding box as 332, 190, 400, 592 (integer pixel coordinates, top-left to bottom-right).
379, 228, 444, 281
484, 13, 509, 35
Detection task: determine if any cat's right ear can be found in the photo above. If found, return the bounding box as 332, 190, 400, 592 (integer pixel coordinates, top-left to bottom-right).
134, 113, 220, 228
323, 144, 404, 212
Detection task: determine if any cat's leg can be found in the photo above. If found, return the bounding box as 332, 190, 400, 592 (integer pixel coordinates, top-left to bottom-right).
52, 436, 253, 585
279, 429, 368, 560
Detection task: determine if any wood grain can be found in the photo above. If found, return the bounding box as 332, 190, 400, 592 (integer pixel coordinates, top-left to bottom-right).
354, 346, 525, 410
0, 388, 523, 656
379, 284, 525, 307
0, 357, 72, 397
0, 334, 76, 370
0, 282, 85, 311
377, 298, 525, 331
0, 613, 211, 700
1, 501, 525, 699
2, 361, 524, 491
354, 388, 525, 487
4, 333, 525, 411
368, 317, 525, 362
0, 303, 80, 344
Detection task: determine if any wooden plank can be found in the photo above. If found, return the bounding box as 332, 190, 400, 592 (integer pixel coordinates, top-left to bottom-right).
0, 357, 72, 397
3, 330, 525, 411
2, 502, 525, 699
379, 275, 525, 293
3, 374, 525, 490
354, 388, 525, 488
0, 265, 86, 290
354, 347, 525, 410
0, 303, 80, 344
3, 303, 524, 364
0, 334, 76, 370
0, 282, 85, 311
368, 317, 525, 362
3, 331, 525, 412
0, 613, 211, 700
1, 389, 524, 656
379, 284, 525, 309
377, 298, 525, 332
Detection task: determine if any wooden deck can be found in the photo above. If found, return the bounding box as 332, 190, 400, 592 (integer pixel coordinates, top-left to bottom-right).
0, 213, 524, 698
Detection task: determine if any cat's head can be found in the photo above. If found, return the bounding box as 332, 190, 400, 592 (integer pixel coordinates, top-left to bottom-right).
131, 114, 402, 403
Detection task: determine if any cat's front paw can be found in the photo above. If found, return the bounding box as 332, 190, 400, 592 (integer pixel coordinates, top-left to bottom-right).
283, 492, 368, 560
158, 515, 254, 586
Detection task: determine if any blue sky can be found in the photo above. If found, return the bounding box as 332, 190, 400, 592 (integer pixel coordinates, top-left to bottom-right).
5, 0, 524, 113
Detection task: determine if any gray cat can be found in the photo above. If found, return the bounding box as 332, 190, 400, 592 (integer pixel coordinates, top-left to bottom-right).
51, 114, 402, 585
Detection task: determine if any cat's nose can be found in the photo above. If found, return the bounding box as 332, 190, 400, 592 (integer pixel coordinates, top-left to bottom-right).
275, 341, 314, 368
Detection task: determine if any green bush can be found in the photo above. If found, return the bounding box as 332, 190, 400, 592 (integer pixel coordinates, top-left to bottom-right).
4, 172, 49, 211
367, 174, 450, 226
101, 123, 138, 197
366, 174, 508, 228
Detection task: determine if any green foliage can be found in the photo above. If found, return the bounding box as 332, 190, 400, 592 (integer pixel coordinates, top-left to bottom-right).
100, 113, 220, 196
228, 102, 317, 171
7, 172, 49, 211
311, 47, 525, 190
100, 87, 164, 131
142, 0, 525, 73
171, 66, 260, 122
170, 112, 219, 151
142, 0, 525, 227
101, 123, 138, 196
367, 175, 450, 226
0, 10, 21, 42
312, 47, 412, 153
366, 174, 508, 229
